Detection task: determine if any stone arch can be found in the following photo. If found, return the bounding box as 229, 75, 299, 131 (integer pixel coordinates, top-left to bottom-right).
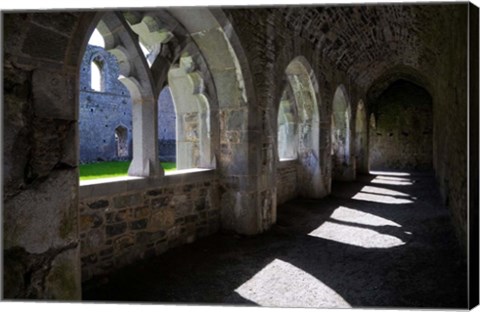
93, 12, 162, 177
280, 56, 324, 198
331, 84, 354, 181
89, 9, 261, 234
368, 79, 433, 170
277, 83, 298, 160
79, 43, 134, 164
366, 64, 433, 105
355, 100, 369, 174
168, 54, 213, 169
90, 53, 105, 92
157, 85, 176, 163
114, 124, 129, 158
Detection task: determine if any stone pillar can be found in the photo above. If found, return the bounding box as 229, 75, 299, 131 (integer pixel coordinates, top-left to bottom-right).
128, 96, 163, 177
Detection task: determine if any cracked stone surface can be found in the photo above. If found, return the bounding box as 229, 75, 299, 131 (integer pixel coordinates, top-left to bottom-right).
83, 171, 467, 308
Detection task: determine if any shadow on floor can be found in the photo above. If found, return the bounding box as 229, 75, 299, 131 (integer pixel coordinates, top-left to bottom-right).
82, 171, 467, 308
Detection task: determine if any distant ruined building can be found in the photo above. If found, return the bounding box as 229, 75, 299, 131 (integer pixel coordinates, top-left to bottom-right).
79, 44, 176, 163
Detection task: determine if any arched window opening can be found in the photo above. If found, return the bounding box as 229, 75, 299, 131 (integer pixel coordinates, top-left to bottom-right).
355, 100, 369, 174
277, 56, 323, 200
115, 125, 129, 158
369, 113, 376, 130
79, 21, 134, 181
90, 56, 104, 92
331, 85, 353, 181
168, 54, 213, 171
158, 86, 177, 163
277, 86, 298, 160
88, 28, 105, 48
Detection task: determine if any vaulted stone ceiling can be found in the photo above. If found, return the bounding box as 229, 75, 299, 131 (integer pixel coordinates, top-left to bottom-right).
277, 4, 452, 88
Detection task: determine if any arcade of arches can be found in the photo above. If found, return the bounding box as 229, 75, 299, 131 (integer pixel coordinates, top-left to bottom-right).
2, 3, 479, 308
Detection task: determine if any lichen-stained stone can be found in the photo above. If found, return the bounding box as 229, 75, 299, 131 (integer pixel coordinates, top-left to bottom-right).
82, 228, 105, 254
44, 247, 81, 300
150, 196, 171, 210
4, 169, 77, 254
149, 208, 175, 231
113, 193, 143, 209
79, 213, 104, 232
113, 234, 136, 252
32, 69, 76, 120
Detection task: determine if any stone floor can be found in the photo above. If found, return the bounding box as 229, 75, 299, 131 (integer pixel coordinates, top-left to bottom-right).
83, 171, 467, 309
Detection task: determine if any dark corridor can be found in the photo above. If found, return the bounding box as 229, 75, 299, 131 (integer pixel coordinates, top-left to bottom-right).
83, 171, 467, 308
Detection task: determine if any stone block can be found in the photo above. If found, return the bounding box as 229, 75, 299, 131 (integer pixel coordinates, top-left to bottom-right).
132, 206, 150, 219
105, 209, 129, 224
130, 219, 148, 230
149, 208, 175, 231
113, 234, 136, 252
82, 228, 105, 254
113, 193, 143, 209
32, 69, 76, 120
87, 199, 109, 210
150, 196, 170, 210
4, 170, 78, 254
79, 213, 103, 232
99, 247, 114, 260
31, 13, 77, 34
220, 191, 260, 235
136, 230, 166, 244
22, 24, 69, 61
44, 247, 81, 300
106, 223, 127, 238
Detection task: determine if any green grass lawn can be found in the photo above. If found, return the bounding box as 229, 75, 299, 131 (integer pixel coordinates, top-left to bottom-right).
79, 161, 176, 181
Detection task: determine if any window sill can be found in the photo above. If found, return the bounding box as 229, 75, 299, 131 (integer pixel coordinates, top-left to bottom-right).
279, 158, 298, 162
79, 168, 215, 199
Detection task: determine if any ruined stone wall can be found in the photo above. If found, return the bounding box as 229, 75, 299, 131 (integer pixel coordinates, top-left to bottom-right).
369, 80, 433, 170
428, 4, 469, 252
79, 172, 219, 281
276, 161, 299, 205
79, 45, 133, 163
79, 45, 176, 163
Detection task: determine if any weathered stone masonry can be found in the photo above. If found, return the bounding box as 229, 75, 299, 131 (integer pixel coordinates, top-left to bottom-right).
79, 171, 219, 281
2, 4, 478, 301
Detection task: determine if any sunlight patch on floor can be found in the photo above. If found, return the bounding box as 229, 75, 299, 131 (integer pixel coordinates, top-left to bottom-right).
370, 171, 411, 177
329, 206, 401, 227
308, 221, 405, 248
351, 192, 414, 204
308, 206, 405, 248
359, 185, 411, 197
370, 177, 414, 186
235, 259, 351, 308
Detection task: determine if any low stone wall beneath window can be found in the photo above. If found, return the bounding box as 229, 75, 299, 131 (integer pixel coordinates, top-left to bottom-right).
276, 160, 299, 205
79, 170, 219, 282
